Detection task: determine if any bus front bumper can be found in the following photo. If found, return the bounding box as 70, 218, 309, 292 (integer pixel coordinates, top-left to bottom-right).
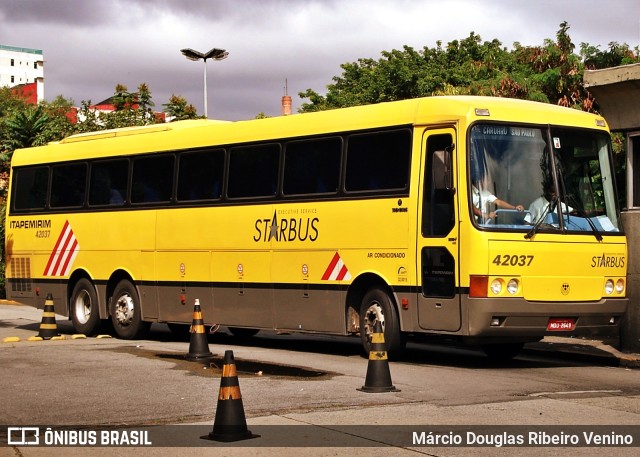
464, 296, 628, 340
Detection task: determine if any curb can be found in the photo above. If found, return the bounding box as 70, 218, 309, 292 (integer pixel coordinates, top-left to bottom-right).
0, 299, 28, 306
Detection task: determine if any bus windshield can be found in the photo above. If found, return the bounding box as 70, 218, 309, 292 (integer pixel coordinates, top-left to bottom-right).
469, 123, 621, 235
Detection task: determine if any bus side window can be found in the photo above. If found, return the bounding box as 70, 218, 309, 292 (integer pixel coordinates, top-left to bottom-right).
228, 144, 280, 199
51, 163, 87, 208
12, 166, 49, 212
131, 155, 174, 204
283, 138, 341, 196
423, 134, 455, 237
345, 129, 411, 192
177, 149, 224, 201
89, 160, 128, 206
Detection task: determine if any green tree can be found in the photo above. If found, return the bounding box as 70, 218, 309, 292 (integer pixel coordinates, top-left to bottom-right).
0, 87, 29, 160
581, 41, 640, 69
73, 100, 103, 134
163, 94, 199, 121
299, 22, 639, 114
136, 83, 155, 120
299, 32, 517, 111
512, 22, 589, 109
3, 104, 50, 150
39, 96, 76, 143
0, 93, 75, 197
0, 86, 28, 119
97, 83, 160, 129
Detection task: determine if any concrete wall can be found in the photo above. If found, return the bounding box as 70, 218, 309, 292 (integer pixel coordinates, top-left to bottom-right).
584, 64, 640, 131
621, 211, 640, 352
584, 64, 640, 353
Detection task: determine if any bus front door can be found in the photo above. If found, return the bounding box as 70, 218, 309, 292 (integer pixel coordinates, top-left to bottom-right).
417, 128, 461, 332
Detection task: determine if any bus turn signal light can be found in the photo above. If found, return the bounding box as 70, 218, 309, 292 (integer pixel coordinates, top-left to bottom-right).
470, 276, 521, 298
470, 276, 489, 298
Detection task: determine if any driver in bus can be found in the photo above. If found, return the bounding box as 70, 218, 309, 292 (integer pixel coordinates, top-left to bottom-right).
524, 184, 574, 225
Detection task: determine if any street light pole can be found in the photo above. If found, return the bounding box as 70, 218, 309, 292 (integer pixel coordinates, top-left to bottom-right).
203, 58, 208, 118
180, 48, 229, 118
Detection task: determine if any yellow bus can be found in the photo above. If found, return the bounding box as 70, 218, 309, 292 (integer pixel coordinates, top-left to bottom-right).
4, 96, 628, 359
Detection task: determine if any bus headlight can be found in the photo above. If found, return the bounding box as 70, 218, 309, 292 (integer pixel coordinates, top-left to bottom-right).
616, 279, 625, 294
507, 278, 519, 295
604, 279, 614, 295
490, 279, 503, 295
470, 275, 522, 298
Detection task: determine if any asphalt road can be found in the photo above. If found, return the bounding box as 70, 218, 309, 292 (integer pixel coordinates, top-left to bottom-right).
1, 303, 639, 456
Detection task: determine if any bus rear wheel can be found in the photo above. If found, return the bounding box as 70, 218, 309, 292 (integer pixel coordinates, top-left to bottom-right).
110, 280, 150, 339
70, 278, 100, 336
359, 288, 405, 359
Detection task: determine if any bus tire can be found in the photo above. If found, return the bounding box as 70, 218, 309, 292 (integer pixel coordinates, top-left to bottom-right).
110, 280, 150, 340
359, 288, 406, 359
482, 343, 524, 360
70, 278, 101, 336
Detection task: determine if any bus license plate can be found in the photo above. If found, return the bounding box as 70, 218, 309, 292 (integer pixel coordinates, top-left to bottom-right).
547, 318, 575, 331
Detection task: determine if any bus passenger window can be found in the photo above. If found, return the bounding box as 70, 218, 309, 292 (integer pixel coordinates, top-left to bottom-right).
177, 149, 224, 201
131, 155, 174, 204
89, 160, 128, 206
228, 144, 279, 198
12, 166, 49, 211
283, 138, 341, 195
345, 129, 411, 192
51, 163, 87, 208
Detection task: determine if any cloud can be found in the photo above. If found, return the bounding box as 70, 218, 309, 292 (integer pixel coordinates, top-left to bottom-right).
1, 0, 638, 120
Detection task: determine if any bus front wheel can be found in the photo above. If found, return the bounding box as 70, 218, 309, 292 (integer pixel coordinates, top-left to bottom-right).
110, 280, 150, 339
70, 278, 100, 336
359, 288, 405, 359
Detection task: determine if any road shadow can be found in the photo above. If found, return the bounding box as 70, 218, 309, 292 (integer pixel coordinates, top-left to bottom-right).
10, 318, 621, 370
148, 324, 617, 370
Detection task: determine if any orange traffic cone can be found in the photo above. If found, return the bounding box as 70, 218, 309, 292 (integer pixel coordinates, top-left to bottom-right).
202, 350, 259, 442
185, 299, 214, 361
357, 321, 400, 393
37, 293, 60, 340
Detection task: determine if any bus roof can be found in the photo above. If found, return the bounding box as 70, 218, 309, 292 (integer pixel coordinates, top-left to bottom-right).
58, 119, 229, 144
11, 96, 609, 167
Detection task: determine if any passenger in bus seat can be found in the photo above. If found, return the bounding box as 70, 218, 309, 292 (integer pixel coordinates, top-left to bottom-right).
470, 153, 524, 224
472, 185, 524, 223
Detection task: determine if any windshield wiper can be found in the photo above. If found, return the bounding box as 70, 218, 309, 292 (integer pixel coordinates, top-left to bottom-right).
584, 213, 603, 241
566, 195, 603, 242
524, 196, 557, 240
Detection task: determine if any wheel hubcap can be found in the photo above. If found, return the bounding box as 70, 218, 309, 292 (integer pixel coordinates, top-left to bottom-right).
114, 294, 135, 326
363, 302, 385, 340
73, 290, 91, 324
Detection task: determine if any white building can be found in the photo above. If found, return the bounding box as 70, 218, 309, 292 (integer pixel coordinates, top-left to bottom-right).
0, 44, 44, 102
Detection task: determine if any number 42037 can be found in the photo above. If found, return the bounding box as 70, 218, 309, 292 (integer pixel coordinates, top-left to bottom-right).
492, 254, 534, 267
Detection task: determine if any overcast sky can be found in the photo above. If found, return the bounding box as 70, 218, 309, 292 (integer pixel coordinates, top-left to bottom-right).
1, 0, 639, 120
